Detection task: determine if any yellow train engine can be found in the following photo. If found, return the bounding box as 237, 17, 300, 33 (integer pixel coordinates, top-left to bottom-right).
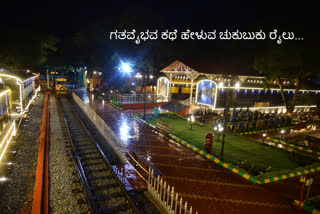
55, 78, 68, 96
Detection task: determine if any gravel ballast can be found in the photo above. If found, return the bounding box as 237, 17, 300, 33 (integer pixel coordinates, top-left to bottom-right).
0, 93, 43, 214
49, 95, 90, 213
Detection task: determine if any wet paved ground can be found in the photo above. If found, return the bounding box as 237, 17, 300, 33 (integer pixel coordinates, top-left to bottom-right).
74, 90, 318, 214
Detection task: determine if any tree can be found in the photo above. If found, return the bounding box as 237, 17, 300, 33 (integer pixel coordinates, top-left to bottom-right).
0, 27, 58, 70
253, 43, 316, 113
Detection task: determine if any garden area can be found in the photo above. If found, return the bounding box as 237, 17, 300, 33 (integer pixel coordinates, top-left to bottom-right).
304, 195, 320, 210
147, 113, 320, 180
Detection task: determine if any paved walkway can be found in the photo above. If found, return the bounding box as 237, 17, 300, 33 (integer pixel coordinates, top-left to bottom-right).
75, 90, 313, 214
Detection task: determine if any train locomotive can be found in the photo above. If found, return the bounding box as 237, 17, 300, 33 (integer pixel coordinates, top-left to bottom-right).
55, 78, 68, 96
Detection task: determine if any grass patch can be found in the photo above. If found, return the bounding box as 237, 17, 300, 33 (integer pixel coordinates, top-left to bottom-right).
148, 114, 320, 178
304, 195, 320, 210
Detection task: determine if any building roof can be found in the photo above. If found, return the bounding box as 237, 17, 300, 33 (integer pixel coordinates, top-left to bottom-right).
160, 60, 198, 73
0, 68, 38, 82
161, 60, 263, 77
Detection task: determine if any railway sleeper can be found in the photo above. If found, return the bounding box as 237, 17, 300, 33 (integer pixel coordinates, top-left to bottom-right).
81, 161, 104, 167
85, 168, 109, 174
77, 151, 97, 155
91, 183, 118, 191
94, 192, 124, 201
80, 156, 101, 161
98, 203, 132, 214
87, 175, 113, 181
77, 147, 97, 152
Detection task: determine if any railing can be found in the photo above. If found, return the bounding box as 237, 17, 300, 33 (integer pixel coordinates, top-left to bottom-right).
99, 93, 168, 104
148, 168, 198, 214
181, 97, 195, 106
112, 165, 126, 185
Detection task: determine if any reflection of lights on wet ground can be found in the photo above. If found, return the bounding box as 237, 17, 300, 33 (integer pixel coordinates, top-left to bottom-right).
119, 119, 131, 144
102, 100, 105, 105
133, 120, 139, 136
83, 96, 90, 104
147, 156, 151, 161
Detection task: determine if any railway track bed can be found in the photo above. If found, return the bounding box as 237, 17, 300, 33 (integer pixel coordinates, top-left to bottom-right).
58, 97, 138, 213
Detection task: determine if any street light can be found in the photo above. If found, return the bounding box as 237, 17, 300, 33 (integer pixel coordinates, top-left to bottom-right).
214, 124, 224, 141
187, 115, 195, 130
262, 133, 267, 143
120, 62, 133, 73
135, 73, 142, 93
280, 129, 285, 140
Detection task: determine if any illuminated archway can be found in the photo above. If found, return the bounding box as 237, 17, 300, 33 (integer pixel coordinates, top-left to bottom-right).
157, 77, 170, 101
196, 79, 218, 109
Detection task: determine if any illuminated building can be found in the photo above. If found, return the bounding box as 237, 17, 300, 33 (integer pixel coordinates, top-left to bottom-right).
157, 60, 319, 112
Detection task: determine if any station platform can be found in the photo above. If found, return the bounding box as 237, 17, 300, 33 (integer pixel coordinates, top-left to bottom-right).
73, 90, 316, 214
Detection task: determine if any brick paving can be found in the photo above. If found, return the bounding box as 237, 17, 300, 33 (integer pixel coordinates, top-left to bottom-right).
74, 90, 315, 214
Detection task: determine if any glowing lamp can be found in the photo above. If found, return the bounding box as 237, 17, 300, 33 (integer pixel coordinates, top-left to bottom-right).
120, 62, 132, 73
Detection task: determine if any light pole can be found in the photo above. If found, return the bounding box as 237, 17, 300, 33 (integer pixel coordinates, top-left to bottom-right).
280, 129, 285, 140
187, 115, 195, 130
143, 68, 147, 120
220, 77, 240, 161
214, 124, 224, 142
262, 133, 267, 143
135, 73, 142, 93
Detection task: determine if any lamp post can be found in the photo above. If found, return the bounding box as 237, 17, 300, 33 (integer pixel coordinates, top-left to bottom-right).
262, 133, 267, 144
220, 77, 240, 161
135, 73, 142, 93
143, 67, 147, 120
188, 115, 195, 130
214, 124, 224, 142
280, 129, 285, 140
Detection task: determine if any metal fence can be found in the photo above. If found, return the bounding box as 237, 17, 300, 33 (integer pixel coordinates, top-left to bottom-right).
100, 93, 168, 104
148, 168, 197, 214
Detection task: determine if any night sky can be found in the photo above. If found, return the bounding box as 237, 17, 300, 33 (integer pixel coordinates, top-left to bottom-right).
1, 1, 319, 73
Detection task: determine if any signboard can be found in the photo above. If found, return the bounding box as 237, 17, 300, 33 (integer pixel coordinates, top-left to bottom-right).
157, 77, 169, 99
196, 80, 217, 109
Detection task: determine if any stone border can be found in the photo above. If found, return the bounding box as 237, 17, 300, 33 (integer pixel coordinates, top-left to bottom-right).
265, 137, 320, 157
238, 126, 294, 136
294, 200, 320, 214
134, 115, 320, 185
111, 100, 124, 110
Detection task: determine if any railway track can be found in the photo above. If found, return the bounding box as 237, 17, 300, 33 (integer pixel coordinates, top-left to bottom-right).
57, 97, 138, 214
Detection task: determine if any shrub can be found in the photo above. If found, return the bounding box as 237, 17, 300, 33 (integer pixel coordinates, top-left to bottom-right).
230, 159, 272, 176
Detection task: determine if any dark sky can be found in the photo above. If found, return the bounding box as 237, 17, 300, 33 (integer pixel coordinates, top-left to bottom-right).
1, 1, 319, 70
2, 1, 318, 34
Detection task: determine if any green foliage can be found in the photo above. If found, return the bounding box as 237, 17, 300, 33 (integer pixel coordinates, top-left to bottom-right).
230, 159, 273, 176
0, 27, 58, 69
147, 115, 320, 179
304, 195, 320, 210
288, 151, 317, 166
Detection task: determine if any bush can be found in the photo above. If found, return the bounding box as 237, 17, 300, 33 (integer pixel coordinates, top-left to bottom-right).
230, 159, 272, 176
304, 195, 320, 210
288, 152, 317, 166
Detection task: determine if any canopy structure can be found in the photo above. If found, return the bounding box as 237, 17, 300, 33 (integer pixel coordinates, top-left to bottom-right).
160, 60, 200, 104
0, 68, 39, 116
